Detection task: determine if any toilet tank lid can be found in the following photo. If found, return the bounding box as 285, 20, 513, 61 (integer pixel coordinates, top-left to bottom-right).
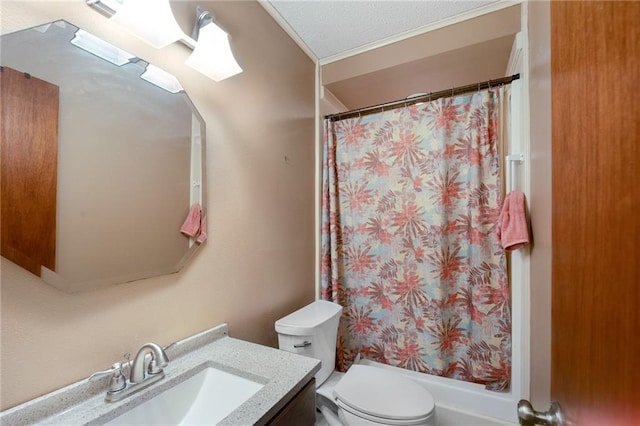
275, 300, 342, 335
334, 365, 435, 421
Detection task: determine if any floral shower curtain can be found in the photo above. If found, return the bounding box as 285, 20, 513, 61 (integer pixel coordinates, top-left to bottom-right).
321, 88, 511, 391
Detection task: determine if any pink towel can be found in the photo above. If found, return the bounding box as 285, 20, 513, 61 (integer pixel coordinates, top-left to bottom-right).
496, 191, 529, 251
196, 215, 207, 244
180, 203, 201, 237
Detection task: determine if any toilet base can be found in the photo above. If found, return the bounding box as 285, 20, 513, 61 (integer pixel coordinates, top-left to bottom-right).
316, 392, 339, 418
316, 370, 345, 403
319, 404, 343, 426
316, 370, 344, 418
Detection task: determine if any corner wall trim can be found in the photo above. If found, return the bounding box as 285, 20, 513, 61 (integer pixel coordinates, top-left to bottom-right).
256, 0, 318, 64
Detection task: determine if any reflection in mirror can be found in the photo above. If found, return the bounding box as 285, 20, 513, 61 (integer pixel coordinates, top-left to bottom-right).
0, 21, 206, 293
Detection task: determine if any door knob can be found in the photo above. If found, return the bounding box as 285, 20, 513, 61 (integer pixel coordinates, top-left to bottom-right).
517, 400, 564, 426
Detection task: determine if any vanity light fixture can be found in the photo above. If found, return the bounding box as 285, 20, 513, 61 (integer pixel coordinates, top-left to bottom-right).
184, 6, 243, 82
70, 28, 136, 66
86, 1, 242, 82
89, 0, 185, 49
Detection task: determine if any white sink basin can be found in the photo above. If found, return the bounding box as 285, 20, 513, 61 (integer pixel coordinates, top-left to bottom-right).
105, 366, 264, 425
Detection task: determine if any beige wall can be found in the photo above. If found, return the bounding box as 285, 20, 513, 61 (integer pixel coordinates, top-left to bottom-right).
526, 0, 552, 408
0, 0, 316, 410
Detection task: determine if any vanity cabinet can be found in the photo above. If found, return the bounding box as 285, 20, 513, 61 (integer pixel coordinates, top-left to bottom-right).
267, 378, 316, 426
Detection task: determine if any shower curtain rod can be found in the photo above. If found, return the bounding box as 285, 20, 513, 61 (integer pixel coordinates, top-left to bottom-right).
325, 73, 520, 122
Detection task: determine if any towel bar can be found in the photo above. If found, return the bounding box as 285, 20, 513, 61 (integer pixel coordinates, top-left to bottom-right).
505, 153, 524, 193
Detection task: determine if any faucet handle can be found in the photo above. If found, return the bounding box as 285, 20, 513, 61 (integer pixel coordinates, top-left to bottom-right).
122, 352, 132, 377
88, 362, 121, 380
88, 362, 126, 392
147, 346, 169, 374
148, 358, 162, 374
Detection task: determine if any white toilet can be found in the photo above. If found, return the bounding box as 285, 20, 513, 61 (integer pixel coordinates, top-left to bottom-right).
275, 300, 437, 426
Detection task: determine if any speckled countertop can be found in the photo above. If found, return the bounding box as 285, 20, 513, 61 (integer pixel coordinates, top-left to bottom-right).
0, 324, 320, 425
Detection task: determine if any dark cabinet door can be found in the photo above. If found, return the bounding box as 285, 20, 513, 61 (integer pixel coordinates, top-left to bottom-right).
1, 66, 59, 276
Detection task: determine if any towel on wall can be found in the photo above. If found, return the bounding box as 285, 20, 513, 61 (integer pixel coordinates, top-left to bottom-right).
496, 191, 530, 251
180, 203, 202, 237
196, 215, 207, 244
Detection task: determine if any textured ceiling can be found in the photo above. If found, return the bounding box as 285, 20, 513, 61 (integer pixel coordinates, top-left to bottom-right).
266, 0, 496, 60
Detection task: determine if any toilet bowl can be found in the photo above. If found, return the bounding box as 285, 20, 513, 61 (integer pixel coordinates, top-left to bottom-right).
275, 301, 437, 426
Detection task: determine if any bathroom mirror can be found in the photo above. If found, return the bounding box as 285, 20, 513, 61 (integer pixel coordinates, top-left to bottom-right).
0, 21, 206, 293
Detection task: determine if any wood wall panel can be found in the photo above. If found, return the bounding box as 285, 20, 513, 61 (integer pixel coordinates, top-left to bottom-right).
1, 66, 59, 276
551, 2, 640, 425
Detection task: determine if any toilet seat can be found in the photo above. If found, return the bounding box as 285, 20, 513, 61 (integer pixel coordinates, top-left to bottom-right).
336, 399, 432, 426
333, 365, 436, 425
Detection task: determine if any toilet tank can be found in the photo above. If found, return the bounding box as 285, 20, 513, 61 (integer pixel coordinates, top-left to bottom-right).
275, 300, 342, 386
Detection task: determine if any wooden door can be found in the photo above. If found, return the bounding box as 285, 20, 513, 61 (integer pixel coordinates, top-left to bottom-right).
551, 2, 639, 425
1, 66, 59, 276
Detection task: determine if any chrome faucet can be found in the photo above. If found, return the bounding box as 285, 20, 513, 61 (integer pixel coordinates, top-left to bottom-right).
130, 342, 169, 383
89, 342, 169, 403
